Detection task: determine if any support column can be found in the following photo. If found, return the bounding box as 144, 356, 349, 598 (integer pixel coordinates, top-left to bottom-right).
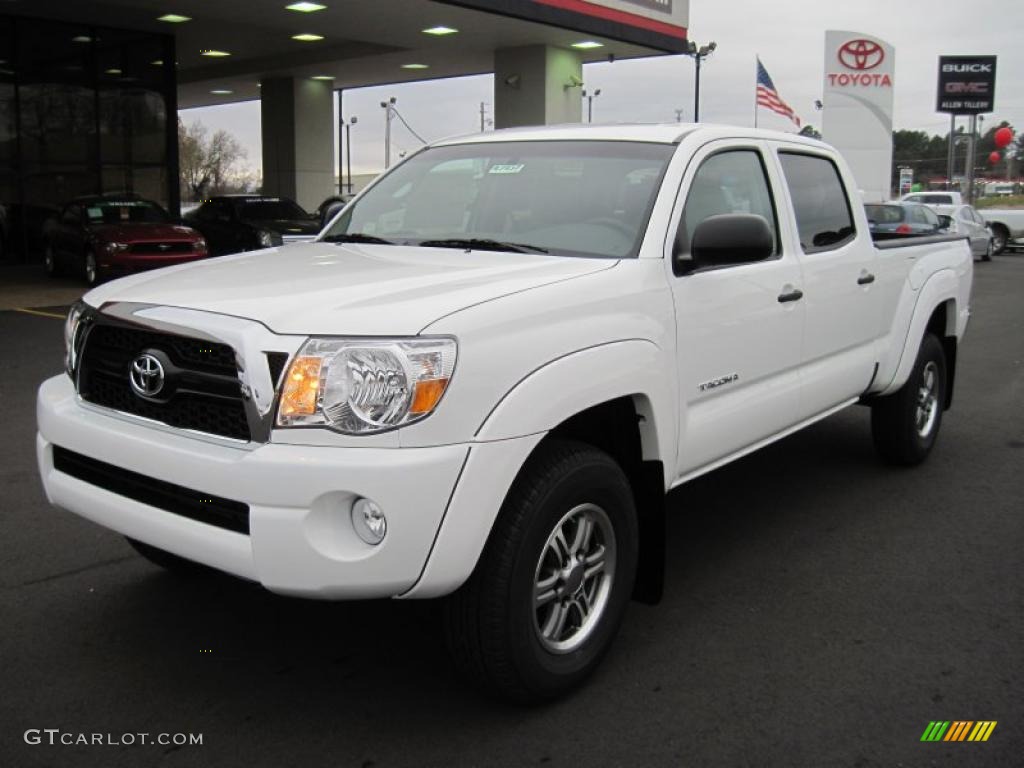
260, 76, 335, 211
493, 46, 583, 129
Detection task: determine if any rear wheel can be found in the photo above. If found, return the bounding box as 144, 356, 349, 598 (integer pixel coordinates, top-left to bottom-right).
871, 333, 946, 465
990, 224, 1008, 256
126, 538, 214, 577
443, 440, 638, 702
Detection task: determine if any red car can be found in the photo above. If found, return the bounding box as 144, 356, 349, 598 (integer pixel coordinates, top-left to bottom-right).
44, 195, 209, 285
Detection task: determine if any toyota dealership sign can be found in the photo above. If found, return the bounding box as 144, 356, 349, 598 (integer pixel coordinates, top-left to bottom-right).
822, 30, 896, 202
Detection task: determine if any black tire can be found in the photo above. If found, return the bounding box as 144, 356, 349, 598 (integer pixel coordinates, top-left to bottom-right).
43, 243, 60, 277
126, 537, 214, 577
990, 224, 1008, 256
83, 249, 100, 286
871, 333, 946, 466
443, 439, 638, 702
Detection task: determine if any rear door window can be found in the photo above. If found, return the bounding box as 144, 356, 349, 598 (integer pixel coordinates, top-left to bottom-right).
778, 152, 856, 253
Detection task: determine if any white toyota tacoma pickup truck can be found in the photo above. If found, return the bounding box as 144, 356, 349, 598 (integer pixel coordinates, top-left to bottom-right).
38, 124, 973, 701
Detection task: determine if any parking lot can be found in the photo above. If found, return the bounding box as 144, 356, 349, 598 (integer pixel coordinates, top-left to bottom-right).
1, 256, 1022, 767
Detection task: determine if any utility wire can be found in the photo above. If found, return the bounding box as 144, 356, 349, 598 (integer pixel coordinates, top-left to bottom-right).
391, 106, 428, 144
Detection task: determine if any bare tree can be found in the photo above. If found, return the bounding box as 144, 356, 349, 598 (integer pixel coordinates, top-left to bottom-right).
178, 118, 248, 201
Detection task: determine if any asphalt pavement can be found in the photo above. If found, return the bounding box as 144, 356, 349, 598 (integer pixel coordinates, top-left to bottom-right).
1, 256, 1022, 767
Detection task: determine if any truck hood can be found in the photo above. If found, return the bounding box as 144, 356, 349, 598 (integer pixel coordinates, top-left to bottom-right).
83, 241, 618, 335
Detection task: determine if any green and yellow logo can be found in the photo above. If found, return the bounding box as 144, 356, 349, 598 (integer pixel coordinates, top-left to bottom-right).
921, 721, 997, 742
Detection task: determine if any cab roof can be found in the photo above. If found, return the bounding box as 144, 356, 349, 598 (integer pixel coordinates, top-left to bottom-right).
433, 122, 832, 151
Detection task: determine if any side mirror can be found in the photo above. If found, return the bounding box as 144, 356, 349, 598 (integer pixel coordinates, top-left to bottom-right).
681, 213, 774, 270
936, 214, 953, 231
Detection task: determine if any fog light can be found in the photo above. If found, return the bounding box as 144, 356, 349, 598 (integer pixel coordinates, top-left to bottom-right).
352, 498, 386, 545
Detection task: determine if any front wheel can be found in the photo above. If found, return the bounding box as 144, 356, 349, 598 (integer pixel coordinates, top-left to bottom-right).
83, 250, 100, 286
871, 333, 946, 465
44, 243, 60, 277
443, 440, 638, 702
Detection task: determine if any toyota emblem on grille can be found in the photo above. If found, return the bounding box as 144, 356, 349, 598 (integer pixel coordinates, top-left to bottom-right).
130, 353, 165, 398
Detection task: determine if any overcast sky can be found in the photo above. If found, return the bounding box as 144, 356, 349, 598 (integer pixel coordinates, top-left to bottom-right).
182, 0, 1022, 180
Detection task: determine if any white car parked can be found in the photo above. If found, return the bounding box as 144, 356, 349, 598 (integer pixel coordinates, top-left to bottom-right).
38, 124, 973, 701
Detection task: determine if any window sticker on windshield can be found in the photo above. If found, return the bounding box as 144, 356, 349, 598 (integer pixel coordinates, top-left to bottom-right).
488, 164, 525, 175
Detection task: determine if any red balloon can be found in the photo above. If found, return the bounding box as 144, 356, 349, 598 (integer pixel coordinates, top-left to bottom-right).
994, 126, 1013, 149
989, 151, 1001, 165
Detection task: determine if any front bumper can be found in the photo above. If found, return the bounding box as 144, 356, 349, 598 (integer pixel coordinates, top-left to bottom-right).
38, 374, 472, 599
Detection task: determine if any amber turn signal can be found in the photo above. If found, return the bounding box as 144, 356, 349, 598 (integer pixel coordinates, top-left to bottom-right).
280, 356, 323, 416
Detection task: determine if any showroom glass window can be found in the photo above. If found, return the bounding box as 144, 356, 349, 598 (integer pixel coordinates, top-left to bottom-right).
0, 14, 176, 263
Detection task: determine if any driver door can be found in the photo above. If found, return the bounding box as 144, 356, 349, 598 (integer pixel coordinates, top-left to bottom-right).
667, 140, 805, 480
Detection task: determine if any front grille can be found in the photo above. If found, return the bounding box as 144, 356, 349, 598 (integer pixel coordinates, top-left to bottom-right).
77, 321, 251, 441
129, 241, 195, 255
53, 446, 250, 534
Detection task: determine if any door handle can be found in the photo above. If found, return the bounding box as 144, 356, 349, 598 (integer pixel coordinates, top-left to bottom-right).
777, 288, 804, 303
857, 272, 876, 285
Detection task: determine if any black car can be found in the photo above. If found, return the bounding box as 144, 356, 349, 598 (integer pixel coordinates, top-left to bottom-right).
184, 195, 321, 256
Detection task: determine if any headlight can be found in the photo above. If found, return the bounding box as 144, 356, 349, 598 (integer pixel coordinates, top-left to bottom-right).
103, 242, 129, 253
195, 238, 208, 254
258, 229, 282, 248
276, 337, 457, 434
64, 301, 86, 377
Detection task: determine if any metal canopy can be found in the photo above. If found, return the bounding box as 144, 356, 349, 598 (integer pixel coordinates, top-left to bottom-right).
1, 0, 687, 107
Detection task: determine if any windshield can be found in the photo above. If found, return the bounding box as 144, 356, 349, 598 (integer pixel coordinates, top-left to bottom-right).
237, 199, 309, 221
85, 200, 168, 224
323, 141, 676, 258
865, 204, 904, 224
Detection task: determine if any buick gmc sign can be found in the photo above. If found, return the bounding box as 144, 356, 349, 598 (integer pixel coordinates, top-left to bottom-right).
937, 56, 997, 114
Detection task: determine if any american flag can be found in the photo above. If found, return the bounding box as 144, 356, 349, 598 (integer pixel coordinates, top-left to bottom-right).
756, 58, 801, 128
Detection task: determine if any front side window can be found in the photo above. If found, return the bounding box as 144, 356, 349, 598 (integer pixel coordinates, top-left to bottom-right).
778, 152, 856, 253
675, 149, 778, 264
324, 140, 676, 259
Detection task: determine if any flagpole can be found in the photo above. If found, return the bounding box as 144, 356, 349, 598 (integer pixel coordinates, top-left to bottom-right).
753, 56, 759, 128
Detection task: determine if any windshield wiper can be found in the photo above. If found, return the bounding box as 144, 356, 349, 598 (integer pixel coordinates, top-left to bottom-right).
322, 232, 396, 245
417, 238, 549, 254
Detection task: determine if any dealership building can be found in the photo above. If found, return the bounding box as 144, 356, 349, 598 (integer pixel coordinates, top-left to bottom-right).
0, 0, 688, 264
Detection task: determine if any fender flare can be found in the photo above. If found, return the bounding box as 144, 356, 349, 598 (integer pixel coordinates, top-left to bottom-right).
475, 338, 676, 469
878, 270, 958, 397
402, 340, 676, 599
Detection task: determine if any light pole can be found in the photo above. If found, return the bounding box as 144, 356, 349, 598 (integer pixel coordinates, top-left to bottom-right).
684, 40, 716, 123
582, 88, 601, 123
342, 116, 358, 194
380, 96, 396, 169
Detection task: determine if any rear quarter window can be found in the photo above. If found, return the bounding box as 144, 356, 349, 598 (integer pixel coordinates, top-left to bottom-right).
779, 152, 857, 253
